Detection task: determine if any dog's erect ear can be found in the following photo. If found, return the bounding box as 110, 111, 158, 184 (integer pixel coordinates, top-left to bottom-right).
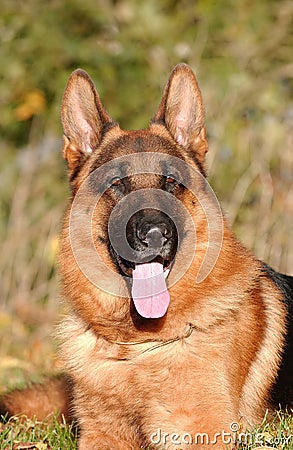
153, 64, 208, 168
61, 69, 115, 173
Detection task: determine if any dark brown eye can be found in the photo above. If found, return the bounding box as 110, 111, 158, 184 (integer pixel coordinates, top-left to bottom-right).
166, 175, 177, 184
110, 177, 126, 194
111, 177, 123, 187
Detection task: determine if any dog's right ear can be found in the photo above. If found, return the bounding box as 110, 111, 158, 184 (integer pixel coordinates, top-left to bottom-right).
61, 69, 115, 174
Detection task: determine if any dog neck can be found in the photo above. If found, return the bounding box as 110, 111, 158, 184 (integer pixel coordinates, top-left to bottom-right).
100, 322, 215, 361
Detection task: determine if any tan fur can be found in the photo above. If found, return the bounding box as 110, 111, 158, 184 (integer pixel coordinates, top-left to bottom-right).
0, 376, 73, 422
58, 65, 288, 449
1, 64, 290, 449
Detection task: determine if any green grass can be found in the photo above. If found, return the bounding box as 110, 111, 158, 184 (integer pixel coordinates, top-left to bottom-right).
238, 410, 293, 449
0, 415, 78, 450
0, 411, 292, 449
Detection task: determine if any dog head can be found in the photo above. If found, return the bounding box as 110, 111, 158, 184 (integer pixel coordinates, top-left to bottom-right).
60, 64, 216, 322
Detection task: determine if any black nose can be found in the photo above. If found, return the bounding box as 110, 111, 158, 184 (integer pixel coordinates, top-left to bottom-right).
126, 209, 176, 256
137, 223, 170, 248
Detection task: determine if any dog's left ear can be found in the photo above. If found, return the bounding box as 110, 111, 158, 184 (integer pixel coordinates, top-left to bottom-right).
153, 63, 208, 168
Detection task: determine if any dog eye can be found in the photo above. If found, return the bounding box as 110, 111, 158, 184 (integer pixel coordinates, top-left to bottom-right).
111, 177, 123, 187
166, 175, 177, 184
110, 177, 126, 193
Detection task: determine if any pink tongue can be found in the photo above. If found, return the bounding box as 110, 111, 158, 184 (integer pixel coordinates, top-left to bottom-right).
131, 262, 170, 319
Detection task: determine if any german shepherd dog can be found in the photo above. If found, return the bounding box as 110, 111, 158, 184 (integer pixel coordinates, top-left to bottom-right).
1, 64, 292, 449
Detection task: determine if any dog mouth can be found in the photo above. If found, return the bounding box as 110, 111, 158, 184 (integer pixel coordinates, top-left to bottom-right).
111, 249, 174, 319
114, 253, 172, 279
109, 209, 178, 319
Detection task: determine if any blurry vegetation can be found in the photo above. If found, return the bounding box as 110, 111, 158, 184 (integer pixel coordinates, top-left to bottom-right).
0, 0, 292, 393
0, 415, 78, 449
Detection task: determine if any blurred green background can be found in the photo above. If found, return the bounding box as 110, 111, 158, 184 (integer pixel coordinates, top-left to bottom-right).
0, 0, 292, 389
